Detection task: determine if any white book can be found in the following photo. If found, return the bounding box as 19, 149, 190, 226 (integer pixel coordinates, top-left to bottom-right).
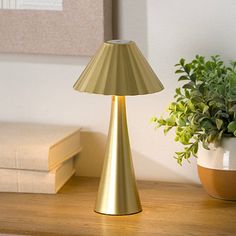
0, 158, 75, 194
0, 122, 81, 171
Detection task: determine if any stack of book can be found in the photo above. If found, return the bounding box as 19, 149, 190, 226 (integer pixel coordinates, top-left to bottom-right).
0, 122, 81, 194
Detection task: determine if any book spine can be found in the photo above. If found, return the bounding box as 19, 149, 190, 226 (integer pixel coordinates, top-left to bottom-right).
0, 158, 75, 194
0, 144, 49, 171
0, 168, 55, 193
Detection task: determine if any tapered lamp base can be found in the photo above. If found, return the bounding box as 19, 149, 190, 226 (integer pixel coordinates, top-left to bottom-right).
94, 96, 142, 215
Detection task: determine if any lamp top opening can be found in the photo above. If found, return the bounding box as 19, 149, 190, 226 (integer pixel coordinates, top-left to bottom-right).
106, 40, 132, 45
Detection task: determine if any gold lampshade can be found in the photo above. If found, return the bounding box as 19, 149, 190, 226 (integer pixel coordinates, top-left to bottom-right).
73, 40, 163, 215
73, 40, 163, 95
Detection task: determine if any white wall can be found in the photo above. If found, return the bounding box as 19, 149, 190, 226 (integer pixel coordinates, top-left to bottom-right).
1, 0, 236, 183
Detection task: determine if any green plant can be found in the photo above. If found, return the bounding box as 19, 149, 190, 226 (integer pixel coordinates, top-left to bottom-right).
151, 55, 236, 165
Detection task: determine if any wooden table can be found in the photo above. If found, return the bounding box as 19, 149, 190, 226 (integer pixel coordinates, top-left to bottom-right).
0, 177, 235, 236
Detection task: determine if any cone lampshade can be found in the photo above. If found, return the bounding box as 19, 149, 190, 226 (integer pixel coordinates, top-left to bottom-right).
73, 40, 163, 95
73, 40, 164, 215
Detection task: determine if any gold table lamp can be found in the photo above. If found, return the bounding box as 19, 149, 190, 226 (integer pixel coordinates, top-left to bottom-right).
73, 40, 164, 215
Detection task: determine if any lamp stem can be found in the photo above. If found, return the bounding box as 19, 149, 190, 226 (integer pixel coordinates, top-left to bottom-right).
94, 96, 142, 215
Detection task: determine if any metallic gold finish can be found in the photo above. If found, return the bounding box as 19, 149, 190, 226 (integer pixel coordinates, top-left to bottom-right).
94, 96, 142, 215
73, 40, 164, 96
73, 40, 164, 215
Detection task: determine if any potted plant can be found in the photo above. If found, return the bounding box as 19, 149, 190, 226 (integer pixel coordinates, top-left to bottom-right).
151, 55, 236, 200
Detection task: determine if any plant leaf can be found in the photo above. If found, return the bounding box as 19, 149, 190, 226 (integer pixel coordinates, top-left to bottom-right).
228, 121, 236, 133
215, 118, 223, 130
175, 70, 184, 74
229, 105, 236, 112
178, 76, 189, 81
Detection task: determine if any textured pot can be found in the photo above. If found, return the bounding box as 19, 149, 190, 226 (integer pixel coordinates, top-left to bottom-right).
197, 137, 236, 200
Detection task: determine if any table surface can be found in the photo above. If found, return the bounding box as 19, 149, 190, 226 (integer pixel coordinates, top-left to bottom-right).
0, 176, 235, 236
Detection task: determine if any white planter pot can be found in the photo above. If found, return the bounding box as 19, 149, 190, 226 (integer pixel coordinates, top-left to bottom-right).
197, 137, 236, 200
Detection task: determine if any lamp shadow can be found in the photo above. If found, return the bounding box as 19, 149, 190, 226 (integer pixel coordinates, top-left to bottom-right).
75, 131, 194, 183
75, 131, 106, 177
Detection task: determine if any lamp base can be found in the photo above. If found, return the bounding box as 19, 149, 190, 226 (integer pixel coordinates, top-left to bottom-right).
94, 96, 142, 215
94, 209, 142, 216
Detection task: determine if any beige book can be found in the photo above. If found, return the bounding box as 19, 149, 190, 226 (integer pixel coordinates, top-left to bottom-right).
0, 158, 75, 194
0, 122, 81, 171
